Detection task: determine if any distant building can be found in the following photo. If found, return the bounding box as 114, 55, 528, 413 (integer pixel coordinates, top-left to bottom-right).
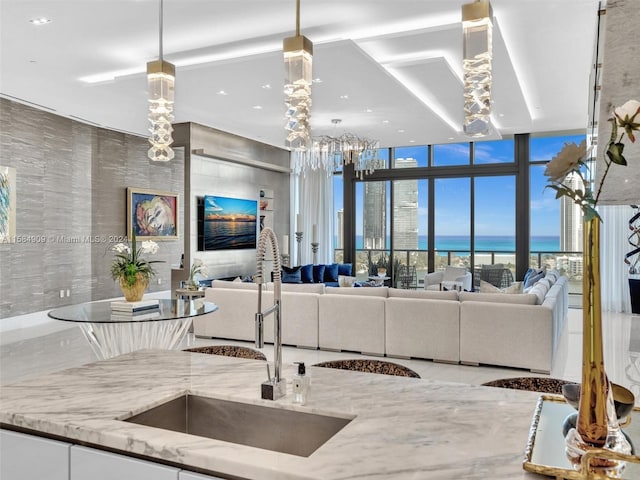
392, 157, 418, 249
363, 182, 386, 249
560, 172, 583, 252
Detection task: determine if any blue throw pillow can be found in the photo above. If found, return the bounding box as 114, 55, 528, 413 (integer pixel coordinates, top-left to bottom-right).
324, 263, 339, 282
300, 264, 313, 283
524, 269, 545, 289
313, 264, 325, 283
281, 266, 302, 284
523, 268, 535, 287
337, 263, 352, 277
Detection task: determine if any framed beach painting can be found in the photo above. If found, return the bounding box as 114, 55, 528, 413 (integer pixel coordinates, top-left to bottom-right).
0, 166, 16, 244
202, 195, 257, 250
127, 187, 179, 240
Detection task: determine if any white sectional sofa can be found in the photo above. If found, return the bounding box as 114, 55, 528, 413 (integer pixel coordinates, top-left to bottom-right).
193, 280, 322, 349
193, 272, 569, 373
459, 275, 569, 373
385, 289, 461, 363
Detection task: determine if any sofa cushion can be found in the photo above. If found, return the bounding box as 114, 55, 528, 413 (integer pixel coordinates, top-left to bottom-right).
479, 280, 523, 294
300, 264, 314, 283
211, 279, 259, 290
545, 270, 559, 284
325, 286, 389, 297
281, 266, 302, 284
528, 283, 548, 305
323, 263, 339, 282
279, 282, 325, 294
388, 288, 458, 301
337, 263, 353, 277
458, 291, 538, 305
313, 264, 326, 283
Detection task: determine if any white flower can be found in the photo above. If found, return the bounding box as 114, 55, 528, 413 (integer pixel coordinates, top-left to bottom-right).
112, 243, 131, 254
614, 99, 640, 142
193, 258, 203, 267
140, 240, 159, 255
544, 140, 589, 183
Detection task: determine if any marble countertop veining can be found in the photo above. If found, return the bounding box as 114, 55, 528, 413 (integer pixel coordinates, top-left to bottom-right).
0, 349, 545, 479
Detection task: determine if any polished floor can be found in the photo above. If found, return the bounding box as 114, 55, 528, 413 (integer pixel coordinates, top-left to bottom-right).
2, 302, 640, 404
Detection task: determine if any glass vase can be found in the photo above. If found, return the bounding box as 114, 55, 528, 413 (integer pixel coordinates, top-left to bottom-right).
565, 218, 632, 474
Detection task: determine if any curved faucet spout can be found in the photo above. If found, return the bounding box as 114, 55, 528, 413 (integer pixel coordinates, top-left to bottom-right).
255, 227, 285, 400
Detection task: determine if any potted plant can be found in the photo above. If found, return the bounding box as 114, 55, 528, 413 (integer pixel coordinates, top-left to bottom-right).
111, 233, 163, 302
186, 258, 207, 290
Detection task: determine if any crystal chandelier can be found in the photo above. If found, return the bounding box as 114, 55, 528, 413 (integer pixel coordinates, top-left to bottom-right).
462, 0, 493, 137
283, 0, 313, 151
291, 120, 384, 179
147, 0, 175, 162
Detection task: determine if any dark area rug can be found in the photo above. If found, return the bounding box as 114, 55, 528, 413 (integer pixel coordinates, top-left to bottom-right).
482, 377, 572, 394
313, 359, 420, 378
184, 345, 267, 361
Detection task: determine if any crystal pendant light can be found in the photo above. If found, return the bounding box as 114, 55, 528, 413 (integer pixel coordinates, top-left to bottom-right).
147, 0, 175, 162
462, 0, 493, 137
283, 0, 313, 152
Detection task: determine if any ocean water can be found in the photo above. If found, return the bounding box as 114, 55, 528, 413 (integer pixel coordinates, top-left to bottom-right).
350, 235, 560, 252
204, 220, 256, 250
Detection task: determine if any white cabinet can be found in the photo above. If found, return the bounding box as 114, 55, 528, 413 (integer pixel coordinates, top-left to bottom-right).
179, 471, 225, 480
70, 445, 179, 480
0, 429, 70, 480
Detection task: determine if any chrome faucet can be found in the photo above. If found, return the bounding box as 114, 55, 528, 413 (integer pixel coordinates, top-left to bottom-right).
255, 227, 286, 400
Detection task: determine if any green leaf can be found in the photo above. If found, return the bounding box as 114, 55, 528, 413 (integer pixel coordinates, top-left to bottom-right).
607, 142, 627, 166
583, 205, 601, 222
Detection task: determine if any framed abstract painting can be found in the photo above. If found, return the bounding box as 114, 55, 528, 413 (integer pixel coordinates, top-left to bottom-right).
127, 187, 179, 240
0, 166, 16, 244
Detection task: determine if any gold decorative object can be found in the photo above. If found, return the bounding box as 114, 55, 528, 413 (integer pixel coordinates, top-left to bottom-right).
538, 99, 640, 476
524, 395, 640, 479
564, 218, 631, 474
119, 272, 149, 302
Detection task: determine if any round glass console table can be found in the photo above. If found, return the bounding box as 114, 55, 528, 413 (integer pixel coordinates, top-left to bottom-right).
48, 299, 218, 360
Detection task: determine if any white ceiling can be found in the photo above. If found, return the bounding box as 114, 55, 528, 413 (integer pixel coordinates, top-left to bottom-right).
0, 0, 600, 150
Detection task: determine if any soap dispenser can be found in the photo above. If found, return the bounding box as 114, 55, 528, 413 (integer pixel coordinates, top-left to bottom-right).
292, 362, 310, 405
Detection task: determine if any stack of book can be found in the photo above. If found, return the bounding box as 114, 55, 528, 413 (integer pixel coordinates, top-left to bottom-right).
110, 299, 161, 321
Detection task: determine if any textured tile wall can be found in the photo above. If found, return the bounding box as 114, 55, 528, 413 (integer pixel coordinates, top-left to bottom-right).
0, 98, 184, 318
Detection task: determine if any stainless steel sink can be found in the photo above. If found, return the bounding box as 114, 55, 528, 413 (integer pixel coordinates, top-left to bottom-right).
123, 394, 353, 457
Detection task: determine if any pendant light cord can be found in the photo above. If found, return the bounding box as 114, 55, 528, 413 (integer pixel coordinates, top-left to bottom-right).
295, 0, 300, 36
159, 0, 164, 60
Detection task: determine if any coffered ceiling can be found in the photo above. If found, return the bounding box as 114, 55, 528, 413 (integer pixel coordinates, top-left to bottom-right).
0, 0, 600, 149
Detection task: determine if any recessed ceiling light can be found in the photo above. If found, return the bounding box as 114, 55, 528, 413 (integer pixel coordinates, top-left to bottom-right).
216, 90, 228, 95
312, 78, 323, 84
397, 129, 405, 133
261, 84, 271, 89
339, 95, 349, 100
448, 137, 455, 140
252, 105, 263, 110
409, 140, 415, 143
30, 17, 51, 26
382, 120, 390, 124
499, 113, 505, 117
364, 109, 373, 113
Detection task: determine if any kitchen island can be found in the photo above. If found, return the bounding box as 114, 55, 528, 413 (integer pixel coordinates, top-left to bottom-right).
0, 349, 545, 479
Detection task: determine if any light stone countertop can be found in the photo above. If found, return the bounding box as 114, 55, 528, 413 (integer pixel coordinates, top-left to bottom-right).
0, 349, 547, 479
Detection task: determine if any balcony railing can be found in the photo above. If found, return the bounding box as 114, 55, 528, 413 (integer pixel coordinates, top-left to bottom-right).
334, 248, 583, 307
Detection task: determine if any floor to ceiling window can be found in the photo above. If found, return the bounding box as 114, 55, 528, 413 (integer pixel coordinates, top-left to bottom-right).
334, 132, 585, 293
530, 133, 586, 305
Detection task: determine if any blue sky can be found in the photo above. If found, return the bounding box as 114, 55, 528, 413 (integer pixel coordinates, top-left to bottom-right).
334, 133, 585, 239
